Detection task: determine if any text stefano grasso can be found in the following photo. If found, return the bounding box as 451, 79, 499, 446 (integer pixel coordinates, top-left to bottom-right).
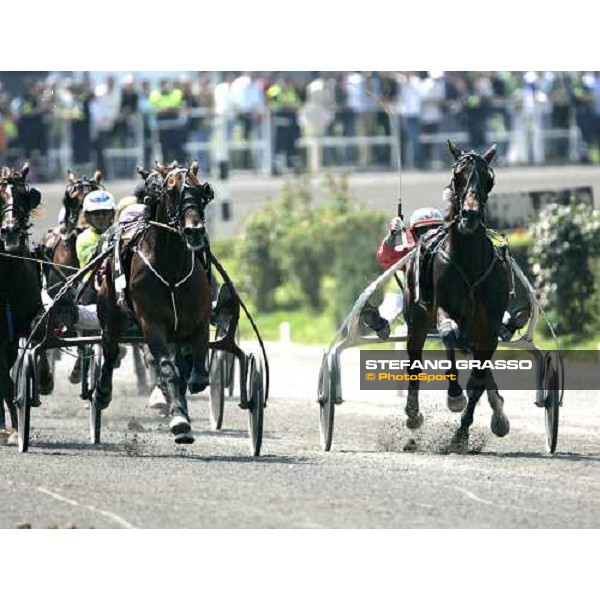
364, 359, 533, 371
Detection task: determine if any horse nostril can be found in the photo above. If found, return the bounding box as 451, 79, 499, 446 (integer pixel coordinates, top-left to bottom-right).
184, 225, 204, 235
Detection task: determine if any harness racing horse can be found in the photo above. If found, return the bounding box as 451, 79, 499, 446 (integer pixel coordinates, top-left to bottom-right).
96, 161, 213, 442
403, 141, 511, 450
0, 164, 43, 439
40, 170, 103, 388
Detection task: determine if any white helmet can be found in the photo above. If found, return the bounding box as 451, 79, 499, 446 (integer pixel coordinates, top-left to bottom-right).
83, 190, 116, 213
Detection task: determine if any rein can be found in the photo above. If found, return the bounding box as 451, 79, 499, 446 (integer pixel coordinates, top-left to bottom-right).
134, 239, 196, 332
437, 242, 500, 301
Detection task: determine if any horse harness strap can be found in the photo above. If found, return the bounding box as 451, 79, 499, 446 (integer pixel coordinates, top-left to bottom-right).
133, 245, 196, 332
437, 247, 500, 301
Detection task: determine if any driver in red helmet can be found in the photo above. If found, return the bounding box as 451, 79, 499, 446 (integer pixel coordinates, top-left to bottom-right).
366, 195, 529, 341
363, 207, 444, 339
377, 207, 444, 271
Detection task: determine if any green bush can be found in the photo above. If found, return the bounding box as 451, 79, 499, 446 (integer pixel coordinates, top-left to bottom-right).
274, 178, 331, 311
529, 202, 600, 336
506, 228, 533, 279
325, 176, 387, 322
236, 202, 284, 312
236, 173, 388, 324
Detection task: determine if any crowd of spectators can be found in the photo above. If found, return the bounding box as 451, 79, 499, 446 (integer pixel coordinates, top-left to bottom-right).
1, 71, 600, 179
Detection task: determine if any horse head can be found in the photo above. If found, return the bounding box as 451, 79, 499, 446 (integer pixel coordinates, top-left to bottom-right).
158, 160, 214, 251
63, 169, 103, 234
0, 163, 41, 252
447, 140, 496, 235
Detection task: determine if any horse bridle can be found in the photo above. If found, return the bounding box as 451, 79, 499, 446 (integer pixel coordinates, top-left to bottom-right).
65, 177, 103, 231
450, 153, 495, 221
0, 179, 34, 243
163, 167, 210, 232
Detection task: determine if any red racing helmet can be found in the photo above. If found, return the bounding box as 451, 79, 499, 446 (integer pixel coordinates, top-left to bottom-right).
408, 207, 443, 241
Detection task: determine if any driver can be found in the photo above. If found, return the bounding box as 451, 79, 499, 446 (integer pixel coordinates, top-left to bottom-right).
55, 190, 116, 330
363, 207, 444, 339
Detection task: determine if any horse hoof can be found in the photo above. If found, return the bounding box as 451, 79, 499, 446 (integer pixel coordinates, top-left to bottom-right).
148, 386, 168, 410
1, 429, 18, 447
174, 432, 195, 444
449, 428, 469, 453
491, 413, 510, 437
188, 374, 209, 394
403, 438, 418, 452
94, 389, 112, 411
38, 376, 54, 396
170, 415, 191, 436
447, 392, 466, 413
406, 412, 424, 430
68, 369, 82, 385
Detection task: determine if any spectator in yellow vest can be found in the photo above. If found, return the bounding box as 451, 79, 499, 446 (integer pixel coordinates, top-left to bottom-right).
150, 79, 185, 163
267, 76, 301, 174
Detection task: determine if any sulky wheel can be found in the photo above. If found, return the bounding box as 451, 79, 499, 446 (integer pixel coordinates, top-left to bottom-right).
209, 350, 226, 430
17, 350, 38, 453
246, 353, 265, 457
89, 345, 102, 444
543, 352, 560, 454
318, 351, 337, 452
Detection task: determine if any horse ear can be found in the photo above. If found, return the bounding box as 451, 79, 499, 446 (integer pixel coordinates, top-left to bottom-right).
93, 170, 103, 184
28, 187, 41, 210
202, 182, 214, 204
67, 171, 77, 184
20, 162, 30, 180
447, 140, 463, 160
137, 166, 150, 180
483, 143, 497, 165
155, 161, 170, 177
190, 161, 200, 178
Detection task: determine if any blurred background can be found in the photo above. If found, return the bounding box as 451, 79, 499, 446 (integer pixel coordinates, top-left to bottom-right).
1, 70, 600, 180
3, 70, 600, 346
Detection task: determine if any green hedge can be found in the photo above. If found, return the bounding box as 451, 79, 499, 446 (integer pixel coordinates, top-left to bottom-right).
235, 174, 387, 324
529, 202, 600, 336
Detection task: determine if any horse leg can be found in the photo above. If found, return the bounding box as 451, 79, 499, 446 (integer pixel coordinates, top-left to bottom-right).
94, 333, 120, 410
38, 350, 54, 396
132, 343, 150, 396
159, 344, 192, 442
450, 367, 487, 453
0, 344, 19, 444
143, 344, 168, 413
143, 328, 191, 441
68, 332, 84, 385
174, 345, 196, 442
188, 321, 210, 394
483, 345, 510, 437
436, 307, 466, 412
405, 308, 431, 432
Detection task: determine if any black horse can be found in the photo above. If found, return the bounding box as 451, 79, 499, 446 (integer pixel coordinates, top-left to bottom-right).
0, 164, 44, 438
403, 141, 510, 449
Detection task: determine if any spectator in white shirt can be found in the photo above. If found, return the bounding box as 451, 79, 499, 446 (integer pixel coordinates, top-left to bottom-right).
419, 71, 446, 169
91, 76, 120, 174
396, 71, 423, 169
230, 72, 264, 168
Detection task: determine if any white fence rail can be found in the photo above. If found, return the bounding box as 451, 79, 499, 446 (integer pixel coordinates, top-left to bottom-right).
2, 108, 587, 180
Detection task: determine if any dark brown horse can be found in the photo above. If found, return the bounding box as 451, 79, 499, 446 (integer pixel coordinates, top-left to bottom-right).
403, 141, 510, 450
40, 170, 103, 387
97, 161, 213, 442
0, 164, 43, 438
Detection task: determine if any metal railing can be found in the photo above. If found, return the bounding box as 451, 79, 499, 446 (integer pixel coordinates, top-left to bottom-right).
1, 108, 590, 180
